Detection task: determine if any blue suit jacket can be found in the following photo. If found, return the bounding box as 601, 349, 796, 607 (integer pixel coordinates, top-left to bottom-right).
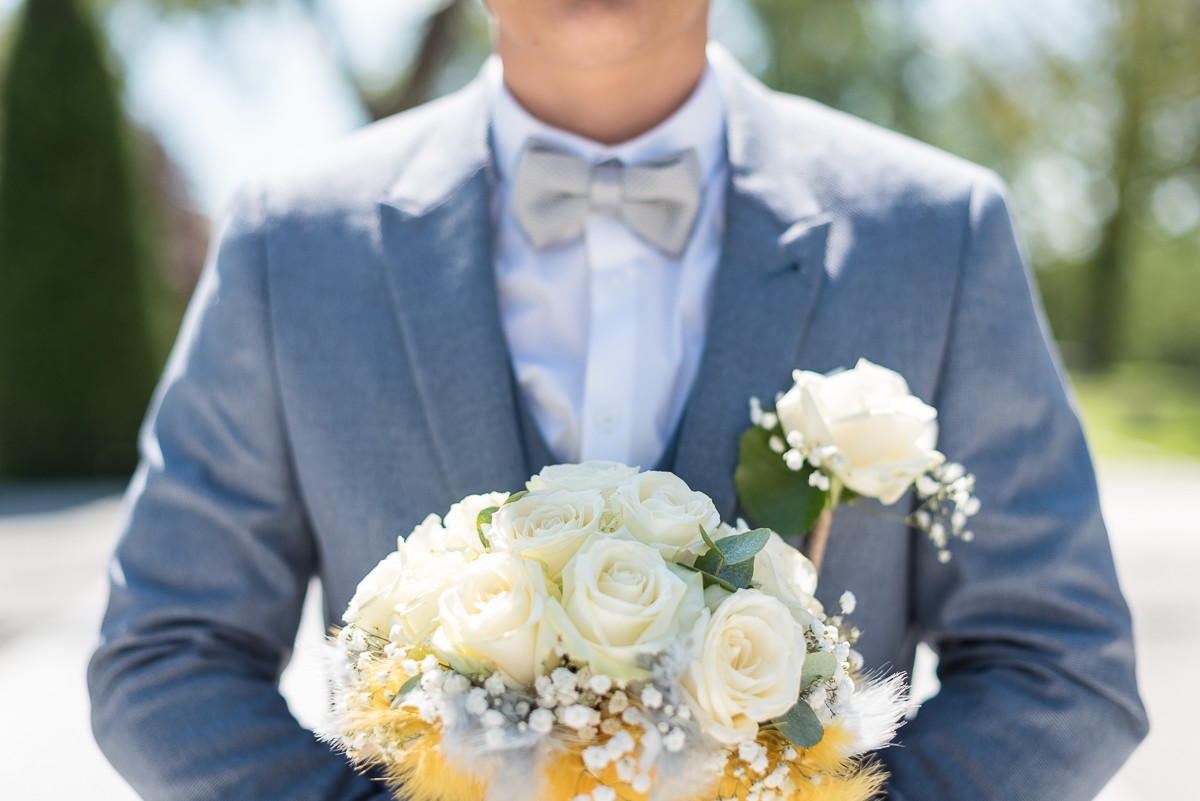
89, 49, 1147, 800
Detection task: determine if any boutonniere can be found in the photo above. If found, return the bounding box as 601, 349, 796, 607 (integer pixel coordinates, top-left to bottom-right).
735, 358, 980, 569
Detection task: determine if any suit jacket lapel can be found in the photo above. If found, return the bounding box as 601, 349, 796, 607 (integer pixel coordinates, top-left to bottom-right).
377, 78, 530, 499
673, 47, 833, 518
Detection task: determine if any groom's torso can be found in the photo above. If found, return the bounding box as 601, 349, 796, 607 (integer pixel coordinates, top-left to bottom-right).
253, 52, 985, 674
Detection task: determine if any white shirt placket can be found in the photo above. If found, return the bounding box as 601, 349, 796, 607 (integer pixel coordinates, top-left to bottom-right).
579, 183, 642, 462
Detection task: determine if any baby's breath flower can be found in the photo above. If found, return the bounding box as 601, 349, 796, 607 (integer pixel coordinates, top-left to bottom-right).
552, 667, 577, 691
838, 591, 857, 615
749, 397, 764, 426
588, 674, 613, 695
528, 708, 555, 734
465, 688, 489, 717
561, 704, 600, 730
484, 672, 506, 697
592, 787, 616, 801
582, 745, 610, 773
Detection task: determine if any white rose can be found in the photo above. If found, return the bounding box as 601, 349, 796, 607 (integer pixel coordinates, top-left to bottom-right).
431, 552, 558, 685
342, 551, 407, 637
442, 492, 510, 554
775, 358, 945, 505
489, 489, 607, 577
547, 537, 704, 680
342, 547, 468, 644
527, 461, 640, 495
615, 472, 721, 559
680, 589, 808, 746
751, 533, 824, 623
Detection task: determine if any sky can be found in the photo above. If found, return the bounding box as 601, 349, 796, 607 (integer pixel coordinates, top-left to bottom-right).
0, 0, 1107, 220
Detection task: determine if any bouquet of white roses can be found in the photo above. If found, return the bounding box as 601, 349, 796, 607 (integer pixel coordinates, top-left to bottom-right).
325, 462, 907, 801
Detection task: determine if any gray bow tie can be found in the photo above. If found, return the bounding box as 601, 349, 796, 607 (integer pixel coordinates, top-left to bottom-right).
512, 140, 702, 258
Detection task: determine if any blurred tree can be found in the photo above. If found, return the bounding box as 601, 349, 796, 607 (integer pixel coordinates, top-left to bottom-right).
0, 0, 158, 477
1087, 0, 1200, 368
133, 0, 490, 120
746, 0, 1200, 369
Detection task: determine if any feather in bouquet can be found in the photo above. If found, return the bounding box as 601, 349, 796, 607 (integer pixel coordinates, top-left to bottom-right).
324, 461, 908, 801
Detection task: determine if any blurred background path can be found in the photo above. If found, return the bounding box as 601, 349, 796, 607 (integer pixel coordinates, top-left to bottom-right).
2, 458, 1197, 800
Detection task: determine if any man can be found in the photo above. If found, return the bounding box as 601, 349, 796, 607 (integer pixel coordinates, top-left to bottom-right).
89, 2, 1148, 799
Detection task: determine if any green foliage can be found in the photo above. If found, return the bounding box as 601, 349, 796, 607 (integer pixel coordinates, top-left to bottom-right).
769, 699, 824, 748
390, 673, 424, 708
0, 0, 157, 477
747, 0, 1200, 369
734, 426, 827, 538
800, 651, 836, 694
476, 490, 530, 547
691, 526, 770, 591
1070, 363, 1200, 459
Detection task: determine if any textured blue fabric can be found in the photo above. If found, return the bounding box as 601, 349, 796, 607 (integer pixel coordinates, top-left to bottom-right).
89, 50, 1147, 800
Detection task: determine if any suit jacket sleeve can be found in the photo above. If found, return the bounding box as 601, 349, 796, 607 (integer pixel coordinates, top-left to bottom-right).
881, 174, 1149, 799
87, 185, 390, 801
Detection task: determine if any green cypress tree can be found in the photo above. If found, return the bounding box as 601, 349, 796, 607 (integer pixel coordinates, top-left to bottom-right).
0, 0, 157, 477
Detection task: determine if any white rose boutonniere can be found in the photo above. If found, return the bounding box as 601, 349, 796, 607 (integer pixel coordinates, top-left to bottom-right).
775, 358, 943, 505
736, 358, 980, 567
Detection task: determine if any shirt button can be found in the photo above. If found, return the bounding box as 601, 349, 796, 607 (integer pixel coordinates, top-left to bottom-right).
595, 408, 619, 431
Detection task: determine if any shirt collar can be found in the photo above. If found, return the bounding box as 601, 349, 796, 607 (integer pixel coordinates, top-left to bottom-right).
487, 54, 727, 189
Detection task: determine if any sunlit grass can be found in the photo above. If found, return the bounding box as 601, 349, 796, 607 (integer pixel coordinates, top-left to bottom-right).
1069, 362, 1200, 459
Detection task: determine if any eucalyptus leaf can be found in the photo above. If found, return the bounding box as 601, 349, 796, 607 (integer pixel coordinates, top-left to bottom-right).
390, 673, 424, 709
773, 700, 825, 748
476, 506, 500, 548
502, 490, 529, 507
734, 426, 827, 537
694, 547, 756, 590
800, 651, 837, 693
675, 561, 739, 593
712, 528, 771, 565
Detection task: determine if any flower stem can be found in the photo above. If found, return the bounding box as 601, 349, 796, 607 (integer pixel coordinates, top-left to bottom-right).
805, 509, 833, 573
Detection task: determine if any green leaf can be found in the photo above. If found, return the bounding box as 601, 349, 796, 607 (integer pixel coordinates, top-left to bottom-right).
713, 528, 772, 565
773, 700, 825, 748
675, 561, 739, 593
502, 490, 529, 507
734, 426, 827, 537
692, 527, 771, 590
800, 651, 837, 693
390, 673, 424, 709
691, 554, 755, 590
476, 506, 499, 548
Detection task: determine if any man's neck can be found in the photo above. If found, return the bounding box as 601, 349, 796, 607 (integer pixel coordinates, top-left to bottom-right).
496, 34, 709, 146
